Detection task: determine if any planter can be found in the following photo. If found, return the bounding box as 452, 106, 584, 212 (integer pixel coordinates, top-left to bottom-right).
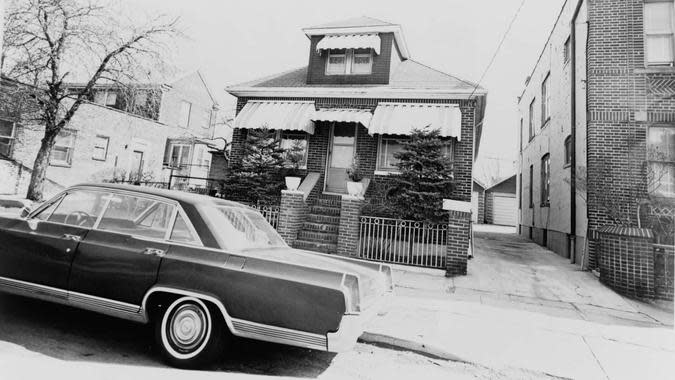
347, 180, 363, 196
285, 176, 302, 191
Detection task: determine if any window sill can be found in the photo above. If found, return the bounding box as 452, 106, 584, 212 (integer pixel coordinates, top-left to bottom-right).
50, 162, 72, 168
92, 157, 107, 162
374, 170, 401, 176
324, 72, 373, 76
635, 66, 675, 74
563, 163, 571, 169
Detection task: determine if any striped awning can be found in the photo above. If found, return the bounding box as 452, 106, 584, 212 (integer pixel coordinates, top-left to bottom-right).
312, 108, 373, 126
234, 100, 316, 134
317, 33, 381, 55
368, 102, 462, 139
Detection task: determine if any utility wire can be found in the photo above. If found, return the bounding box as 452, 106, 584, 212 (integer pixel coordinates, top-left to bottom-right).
469, 0, 528, 98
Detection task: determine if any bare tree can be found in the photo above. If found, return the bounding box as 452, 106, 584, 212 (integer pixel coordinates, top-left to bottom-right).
1, 0, 179, 200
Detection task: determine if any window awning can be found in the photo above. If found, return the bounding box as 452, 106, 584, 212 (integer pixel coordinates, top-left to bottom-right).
312, 108, 373, 126
368, 102, 462, 140
316, 33, 381, 55
234, 100, 316, 134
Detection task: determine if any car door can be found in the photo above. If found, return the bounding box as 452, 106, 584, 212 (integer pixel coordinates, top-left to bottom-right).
0, 189, 107, 291
67, 192, 174, 307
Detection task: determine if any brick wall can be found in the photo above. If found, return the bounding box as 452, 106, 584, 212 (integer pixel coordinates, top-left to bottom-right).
277, 190, 308, 245
306, 33, 395, 85
477, 189, 485, 223
485, 192, 494, 224
654, 244, 674, 301
598, 226, 655, 299
337, 195, 364, 256
446, 209, 472, 276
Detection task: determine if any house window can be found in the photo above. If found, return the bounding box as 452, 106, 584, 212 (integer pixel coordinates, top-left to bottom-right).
376, 135, 453, 172
564, 135, 572, 166
326, 49, 373, 75
164, 141, 192, 168
279, 131, 308, 169
541, 73, 551, 126
648, 125, 675, 197
645, 1, 675, 66
564, 36, 571, 63
94, 91, 117, 106
529, 98, 535, 141
179, 101, 192, 128
50, 130, 76, 166
92, 135, 109, 161
0, 119, 15, 158
541, 154, 551, 206
529, 164, 534, 208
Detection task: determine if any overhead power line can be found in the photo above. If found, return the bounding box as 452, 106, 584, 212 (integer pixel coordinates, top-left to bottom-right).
469, 0, 527, 98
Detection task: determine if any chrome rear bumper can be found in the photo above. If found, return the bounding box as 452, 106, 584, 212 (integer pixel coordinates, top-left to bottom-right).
326, 291, 392, 352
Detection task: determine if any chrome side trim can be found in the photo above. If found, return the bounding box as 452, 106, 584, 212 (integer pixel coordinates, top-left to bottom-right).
0, 276, 144, 323
141, 286, 328, 351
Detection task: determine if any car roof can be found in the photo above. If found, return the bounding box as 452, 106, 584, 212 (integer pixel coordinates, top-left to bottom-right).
71, 183, 247, 208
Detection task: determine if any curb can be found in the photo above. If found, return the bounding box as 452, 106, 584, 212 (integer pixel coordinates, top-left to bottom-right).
358, 331, 468, 363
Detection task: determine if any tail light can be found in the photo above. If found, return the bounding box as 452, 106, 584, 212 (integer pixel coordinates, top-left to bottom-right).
341, 274, 361, 315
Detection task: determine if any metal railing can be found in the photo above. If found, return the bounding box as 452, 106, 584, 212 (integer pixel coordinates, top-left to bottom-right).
247, 204, 281, 230
358, 216, 447, 269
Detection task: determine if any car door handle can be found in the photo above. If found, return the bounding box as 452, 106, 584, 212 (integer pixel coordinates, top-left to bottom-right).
142, 248, 165, 257
62, 234, 82, 241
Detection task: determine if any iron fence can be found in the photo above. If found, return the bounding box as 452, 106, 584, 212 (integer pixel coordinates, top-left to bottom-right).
358, 216, 447, 269
643, 204, 675, 245
246, 203, 281, 230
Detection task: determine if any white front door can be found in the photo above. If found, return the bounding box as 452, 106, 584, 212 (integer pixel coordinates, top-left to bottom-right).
325, 123, 357, 193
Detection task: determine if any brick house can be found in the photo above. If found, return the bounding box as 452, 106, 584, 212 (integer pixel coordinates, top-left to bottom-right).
0, 72, 221, 197
517, 0, 674, 299
226, 17, 487, 275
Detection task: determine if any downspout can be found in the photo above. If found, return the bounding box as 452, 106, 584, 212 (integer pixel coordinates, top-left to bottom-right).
569, 0, 584, 264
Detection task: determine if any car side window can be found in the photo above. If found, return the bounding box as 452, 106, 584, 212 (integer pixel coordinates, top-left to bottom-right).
47, 190, 107, 227
97, 194, 174, 240
170, 212, 198, 244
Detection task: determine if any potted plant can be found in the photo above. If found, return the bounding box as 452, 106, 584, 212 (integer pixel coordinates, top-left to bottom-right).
284, 140, 305, 191
346, 157, 364, 196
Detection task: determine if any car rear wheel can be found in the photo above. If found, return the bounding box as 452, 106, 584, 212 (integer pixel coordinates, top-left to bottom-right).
155, 296, 224, 368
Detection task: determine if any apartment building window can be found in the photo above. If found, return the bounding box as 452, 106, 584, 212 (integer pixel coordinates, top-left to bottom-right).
648, 125, 675, 197
92, 135, 109, 161
0, 119, 15, 157
564, 36, 571, 64
164, 141, 191, 168
529, 98, 535, 141
326, 49, 373, 75
529, 164, 534, 208
51, 130, 76, 166
280, 131, 309, 169
179, 101, 192, 128
645, 1, 675, 66
541, 73, 551, 126
564, 135, 572, 166
541, 154, 551, 206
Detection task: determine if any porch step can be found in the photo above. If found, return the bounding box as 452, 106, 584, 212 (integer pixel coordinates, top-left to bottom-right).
297, 230, 339, 244
306, 213, 341, 225
302, 221, 340, 234
309, 205, 341, 216
316, 195, 342, 208
293, 239, 338, 254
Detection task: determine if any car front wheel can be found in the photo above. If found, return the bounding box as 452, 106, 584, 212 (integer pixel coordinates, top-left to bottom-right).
155, 296, 224, 368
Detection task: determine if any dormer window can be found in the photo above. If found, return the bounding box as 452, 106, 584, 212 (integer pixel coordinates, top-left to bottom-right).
326, 49, 372, 75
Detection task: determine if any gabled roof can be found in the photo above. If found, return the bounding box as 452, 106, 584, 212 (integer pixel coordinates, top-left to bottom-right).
306, 16, 395, 30
486, 174, 517, 192
227, 60, 484, 97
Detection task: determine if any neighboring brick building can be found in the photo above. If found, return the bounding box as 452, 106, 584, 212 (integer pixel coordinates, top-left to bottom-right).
517, 0, 674, 299
226, 17, 487, 275
0, 72, 221, 198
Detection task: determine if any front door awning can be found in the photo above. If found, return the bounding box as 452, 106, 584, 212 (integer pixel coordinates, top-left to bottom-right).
368, 102, 462, 139
234, 100, 316, 134
316, 33, 381, 55
312, 108, 373, 126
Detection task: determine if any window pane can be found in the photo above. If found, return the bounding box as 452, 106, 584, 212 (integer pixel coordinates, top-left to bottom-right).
94, 91, 107, 105
98, 194, 173, 239
352, 53, 372, 74
180, 145, 191, 167
378, 138, 405, 170
650, 162, 675, 197
0, 120, 13, 137
105, 92, 117, 106
649, 127, 675, 161
327, 53, 346, 74
280, 133, 308, 168
170, 213, 197, 243
645, 3, 673, 33
647, 35, 674, 64
93, 136, 108, 160
48, 190, 107, 227
51, 146, 70, 163
0, 138, 11, 157
331, 145, 354, 168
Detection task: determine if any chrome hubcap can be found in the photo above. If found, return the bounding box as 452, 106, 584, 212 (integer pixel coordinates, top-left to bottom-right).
169, 304, 207, 351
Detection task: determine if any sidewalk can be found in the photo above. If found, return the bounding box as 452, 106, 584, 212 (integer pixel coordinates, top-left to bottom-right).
362, 295, 675, 380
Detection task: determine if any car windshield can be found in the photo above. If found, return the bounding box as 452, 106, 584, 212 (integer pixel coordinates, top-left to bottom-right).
201, 205, 287, 251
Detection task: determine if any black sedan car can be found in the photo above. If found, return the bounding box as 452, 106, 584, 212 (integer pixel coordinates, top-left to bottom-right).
0, 184, 393, 368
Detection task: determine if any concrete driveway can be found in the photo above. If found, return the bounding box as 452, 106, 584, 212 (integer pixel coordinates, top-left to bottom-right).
394, 224, 674, 328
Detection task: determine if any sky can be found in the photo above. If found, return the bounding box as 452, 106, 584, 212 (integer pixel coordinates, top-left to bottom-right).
131, 0, 567, 185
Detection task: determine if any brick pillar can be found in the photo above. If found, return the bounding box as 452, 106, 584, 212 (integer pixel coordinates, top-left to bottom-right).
598, 226, 655, 299
277, 190, 307, 247
337, 195, 364, 257
446, 209, 472, 276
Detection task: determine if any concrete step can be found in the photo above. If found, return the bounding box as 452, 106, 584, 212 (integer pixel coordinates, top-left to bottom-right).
309, 205, 340, 216
298, 230, 339, 244
302, 221, 340, 234
293, 239, 338, 254
307, 213, 341, 225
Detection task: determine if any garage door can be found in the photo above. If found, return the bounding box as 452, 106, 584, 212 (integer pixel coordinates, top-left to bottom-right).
492, 194, 516, 226
471, 192, 479, 223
